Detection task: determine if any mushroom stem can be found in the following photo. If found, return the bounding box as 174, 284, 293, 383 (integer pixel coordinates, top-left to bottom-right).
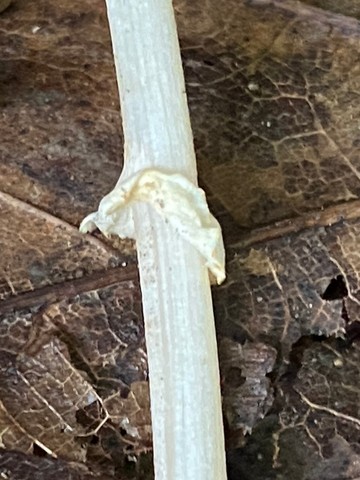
83, 1, 227, 478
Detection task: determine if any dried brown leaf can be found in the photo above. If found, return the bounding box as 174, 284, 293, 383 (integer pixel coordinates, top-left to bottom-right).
219, 339, 276, 439
300, 0, 360, 18
176, 0, 360, 241
1, 0, 360, 479
0, 448, 115, 480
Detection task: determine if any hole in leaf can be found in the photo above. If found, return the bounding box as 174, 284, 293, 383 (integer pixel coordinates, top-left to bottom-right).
33, 443, 47, 457
203, 59, 215, 67
337, 301, 360, 348
345, 321, 360, 345
342, 301, 350, 324
90, 435, 99, 445
321, 275, 348, 301
283, 334, 326, 381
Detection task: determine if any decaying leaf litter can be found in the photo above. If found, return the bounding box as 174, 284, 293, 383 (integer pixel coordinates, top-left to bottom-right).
1, 0, 360, 478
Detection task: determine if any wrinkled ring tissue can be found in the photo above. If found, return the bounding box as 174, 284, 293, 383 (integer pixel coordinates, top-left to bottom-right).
80, 169, 225, 284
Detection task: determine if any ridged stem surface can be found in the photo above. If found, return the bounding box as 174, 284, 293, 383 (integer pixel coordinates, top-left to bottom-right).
105, 2, 227, 479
